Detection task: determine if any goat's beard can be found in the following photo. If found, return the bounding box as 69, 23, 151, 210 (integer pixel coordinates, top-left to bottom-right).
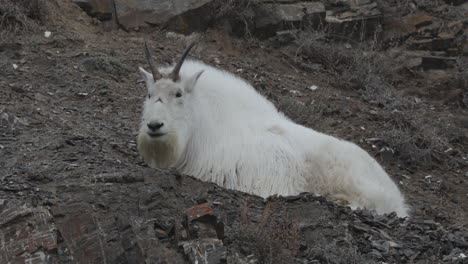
137, 131, 180, 168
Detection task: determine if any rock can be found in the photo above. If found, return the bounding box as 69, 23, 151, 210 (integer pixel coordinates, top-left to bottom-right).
394, 50, 458, 70
95, 172, 144, 183
180, 238, 227, 264
0, 42, 21, 53
185, 202, 224, 240
448, 21, 464, 36
371, 240, 390, 253
454, 118, 468, 129
1, 112, 8, 122
52, 203, 109, 263
392, 50, 425, 70
379, 147, 395, 164
72, 0, 92, 13
308, 85, 319, 91
13, 116, 28, 126
408, 37, 456, 51
350, 0, 373, 6
437, 32, 456, 39
420, 56, 458, 70
270, 30, 298, 46
325, 2, 382, 38
74, 0, 112, 20
186, 202, 215, 223
405, 12, 433, 29
383, 11, 434, 42
73, 0, 214, 33
261, 2, 325, 23
444, 0, 468, 5
116, 0, 214, 33
0, 203, 58, 263
180, 202, 227, 263
461, 35, 468, 55
254, 2, 325, 38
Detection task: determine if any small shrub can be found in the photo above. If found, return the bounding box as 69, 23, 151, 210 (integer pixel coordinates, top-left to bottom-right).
379, 113, 449, 168
82, 57, 132, 75
296, 32, 412, 110
231, 221, 299, 263
228, 200, 299, 264
0, 0, 47, 34
211, 0, 254, 37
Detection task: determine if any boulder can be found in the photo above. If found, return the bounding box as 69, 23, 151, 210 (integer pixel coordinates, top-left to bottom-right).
0, 204, 59, 263
382, 11, 433, 42
393, 50, 458, 70
116, 0, 214, 32
325, 1, 382, 38
272, 30, 298, 46
420, 56, 458, 70
253, 2, 325, 38
72, 0, 112, 20
72, 0, 92, 13
408, 37, 456, 51
444, 0, 468, 5
72, 0, 214, 32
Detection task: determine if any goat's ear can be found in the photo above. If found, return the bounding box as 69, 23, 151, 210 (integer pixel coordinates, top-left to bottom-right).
185, 70, 204, 93
139, 67, 153, 86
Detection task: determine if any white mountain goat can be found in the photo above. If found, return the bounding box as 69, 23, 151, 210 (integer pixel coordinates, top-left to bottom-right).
137, 41, 409, 217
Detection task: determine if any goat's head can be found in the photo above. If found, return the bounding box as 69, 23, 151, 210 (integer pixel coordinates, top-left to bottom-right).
137, 41, 204, 168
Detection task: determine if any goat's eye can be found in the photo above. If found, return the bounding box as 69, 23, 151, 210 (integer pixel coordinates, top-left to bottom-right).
147, 94, 151, 99
175, 92, 182, 98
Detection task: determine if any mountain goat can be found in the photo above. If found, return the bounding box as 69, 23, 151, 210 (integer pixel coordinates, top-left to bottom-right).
137, 41, 409, 217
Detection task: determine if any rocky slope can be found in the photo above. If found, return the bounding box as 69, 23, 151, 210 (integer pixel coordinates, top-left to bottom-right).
0, 0, 467, 263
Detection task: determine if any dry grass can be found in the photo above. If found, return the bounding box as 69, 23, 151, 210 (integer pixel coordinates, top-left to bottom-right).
0, 0, 47, 34
210, 0, 254, 37
211, 0, 251, 19
455, 58, 468, 108
379, 113, 447, 168
229, 200, 300, 263
296, 32, 413, 110
232, 218, 300, 263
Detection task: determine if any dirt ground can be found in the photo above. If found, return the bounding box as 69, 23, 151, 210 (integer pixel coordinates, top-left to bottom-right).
1, 0, 467, 263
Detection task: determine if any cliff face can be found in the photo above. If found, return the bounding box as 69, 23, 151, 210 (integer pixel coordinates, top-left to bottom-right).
0, 0, 467, 263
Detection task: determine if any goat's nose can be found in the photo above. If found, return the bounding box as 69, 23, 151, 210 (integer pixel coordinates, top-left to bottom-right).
147, 122, 164, 131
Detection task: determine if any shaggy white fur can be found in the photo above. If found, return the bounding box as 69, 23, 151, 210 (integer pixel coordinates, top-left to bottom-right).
137, 59, 409, 217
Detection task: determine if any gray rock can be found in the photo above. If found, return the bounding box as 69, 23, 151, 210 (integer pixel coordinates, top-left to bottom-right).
260, 2, 325, 23
271, 30, 298, 46
180, 238, 227, 264
0, 204, 59, 263
1, 112, 8, 122
73, 0, 214, 32
420, 56, 457, 70
352, 0, 372, 5
75, 0, 112, 20
254, 2, 325, 37
444, 0, 468, 5
325, 2, 382, 38
72, 0, 92, 12
408, 38, 456, 51
115, 0, 213, 32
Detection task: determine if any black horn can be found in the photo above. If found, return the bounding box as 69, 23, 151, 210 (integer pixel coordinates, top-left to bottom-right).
170, 42, 197, 82
144, 40, 162, 81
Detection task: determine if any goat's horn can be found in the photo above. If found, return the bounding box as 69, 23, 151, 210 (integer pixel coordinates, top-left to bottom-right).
144, 40, 162, 81
170, 42, 197, 82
